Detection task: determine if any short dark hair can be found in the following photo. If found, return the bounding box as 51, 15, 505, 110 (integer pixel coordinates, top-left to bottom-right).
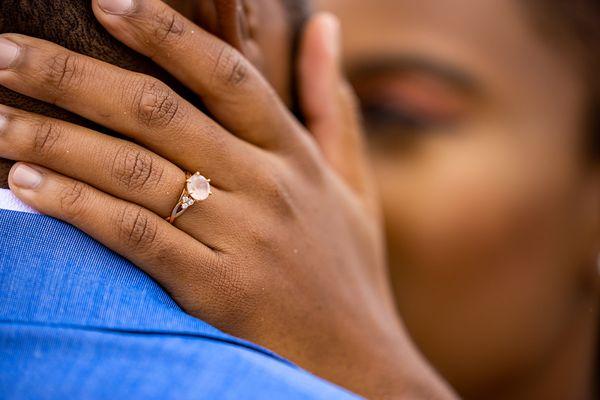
0, 0, 197, 123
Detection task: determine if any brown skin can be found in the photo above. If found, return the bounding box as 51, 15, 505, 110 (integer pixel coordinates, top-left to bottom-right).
0, 1, 456, 398
317, 0, 600, 398
0, 0, 293, 187
239, 0, 294, 106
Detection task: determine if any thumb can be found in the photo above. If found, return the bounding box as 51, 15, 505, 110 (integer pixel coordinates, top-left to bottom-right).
298, 13, 377, 206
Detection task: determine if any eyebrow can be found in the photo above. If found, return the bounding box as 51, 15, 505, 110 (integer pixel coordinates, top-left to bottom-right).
346, 54, 480, 93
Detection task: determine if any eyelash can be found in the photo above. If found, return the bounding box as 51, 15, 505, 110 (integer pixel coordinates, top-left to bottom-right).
361, 101, 443, 133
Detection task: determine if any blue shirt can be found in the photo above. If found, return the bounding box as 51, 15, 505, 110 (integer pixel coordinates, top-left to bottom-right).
0, 207, 359, 399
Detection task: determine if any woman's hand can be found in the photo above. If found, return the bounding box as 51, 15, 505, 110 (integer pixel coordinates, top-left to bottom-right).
0, 1, 454, 398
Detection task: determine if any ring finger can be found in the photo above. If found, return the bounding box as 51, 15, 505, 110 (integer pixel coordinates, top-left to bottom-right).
0, 106, 230, 247
7, 162, 229, 307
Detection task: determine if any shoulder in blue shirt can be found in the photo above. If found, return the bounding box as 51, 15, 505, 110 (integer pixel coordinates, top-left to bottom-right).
0, 209, 359, 399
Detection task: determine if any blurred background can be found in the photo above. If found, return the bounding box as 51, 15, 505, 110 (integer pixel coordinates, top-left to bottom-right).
316, 1, 599, 399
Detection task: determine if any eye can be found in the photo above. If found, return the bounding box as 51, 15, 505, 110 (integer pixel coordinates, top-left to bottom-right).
361, 101, 444, 132
353, 71, 471, 135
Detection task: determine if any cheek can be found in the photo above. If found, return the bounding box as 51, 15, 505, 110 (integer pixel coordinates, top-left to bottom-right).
378, 134, 580, 268
373, 135, 589, 386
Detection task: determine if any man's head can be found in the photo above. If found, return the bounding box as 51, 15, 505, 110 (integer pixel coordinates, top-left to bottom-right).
0, 0, 310, 187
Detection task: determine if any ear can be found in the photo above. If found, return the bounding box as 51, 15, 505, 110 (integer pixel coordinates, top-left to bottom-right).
193, 0, 261, 65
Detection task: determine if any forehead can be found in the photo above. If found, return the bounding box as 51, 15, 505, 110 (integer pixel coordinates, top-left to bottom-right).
319, 0, 585, 124
319, 0, 539, 70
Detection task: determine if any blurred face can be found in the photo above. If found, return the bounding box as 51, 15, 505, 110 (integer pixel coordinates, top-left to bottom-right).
318, 0, 599, 396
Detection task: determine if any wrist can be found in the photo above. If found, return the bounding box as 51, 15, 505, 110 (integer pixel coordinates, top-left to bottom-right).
334, 319, 457, 400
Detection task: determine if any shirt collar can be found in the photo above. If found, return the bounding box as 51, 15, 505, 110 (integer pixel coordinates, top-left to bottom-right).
0, 188, 39, 214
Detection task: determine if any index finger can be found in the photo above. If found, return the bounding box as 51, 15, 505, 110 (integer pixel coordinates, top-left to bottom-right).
93, 0, 304, 149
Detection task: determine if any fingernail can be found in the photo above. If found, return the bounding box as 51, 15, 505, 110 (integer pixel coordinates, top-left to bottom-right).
322, 14, 341, 59
98, 0, 134, 15
11, 164, 43, 190
0, 38, 19, 69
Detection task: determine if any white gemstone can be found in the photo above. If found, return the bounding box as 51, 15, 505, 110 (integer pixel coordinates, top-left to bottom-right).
187, 174, 211, 201
181, 203, 189, 209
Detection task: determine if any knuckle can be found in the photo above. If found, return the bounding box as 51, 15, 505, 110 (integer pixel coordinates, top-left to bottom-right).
31, 119, 63, 158
59, 181, 90, 220
151, 11, 185, 47
292, 143, 327, 182
117, 205, 160, 250
42, 52, 84, 100
211, 45, 249, 90
133, 78, 184, 129
111, 144, 165, 192
259, 168, 298, 220
244, 222, 280, 254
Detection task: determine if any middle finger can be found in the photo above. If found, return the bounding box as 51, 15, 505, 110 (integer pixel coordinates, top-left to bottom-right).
0, 34, 260, 189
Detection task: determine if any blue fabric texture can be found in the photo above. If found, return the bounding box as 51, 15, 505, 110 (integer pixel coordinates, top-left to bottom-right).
0, 209, 359, 399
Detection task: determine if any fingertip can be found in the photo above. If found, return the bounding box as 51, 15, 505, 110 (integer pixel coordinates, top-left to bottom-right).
95, 0, 135, 16
91, 0, 128, 39
91, 0, 145, 34
91, 0, 153, 61
300, 12, 341, 67
9, 162, 43, 190
91, 0, 188, 63
298, 13, 342, 124
8, 163, 46, 213
315, 12, 341, 60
